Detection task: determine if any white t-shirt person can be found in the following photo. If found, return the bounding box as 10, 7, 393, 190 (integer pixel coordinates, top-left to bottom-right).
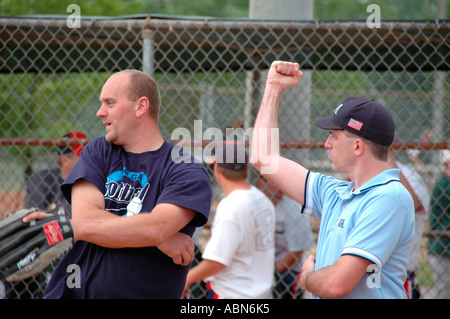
202, 186, 276, 298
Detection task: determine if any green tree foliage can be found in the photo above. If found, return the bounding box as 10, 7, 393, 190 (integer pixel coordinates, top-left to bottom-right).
315, 0, 443, 20
0, 0, 250, 18
0, 0, 445, 19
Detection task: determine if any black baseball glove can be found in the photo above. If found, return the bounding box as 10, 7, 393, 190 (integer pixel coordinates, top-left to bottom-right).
0, 208, 73, 282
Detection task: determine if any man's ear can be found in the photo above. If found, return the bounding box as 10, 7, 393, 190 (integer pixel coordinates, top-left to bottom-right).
354, 138, 364, 156
135, 96, 150, 117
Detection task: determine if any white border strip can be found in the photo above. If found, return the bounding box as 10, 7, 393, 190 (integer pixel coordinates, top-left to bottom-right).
342, 247, 383, 268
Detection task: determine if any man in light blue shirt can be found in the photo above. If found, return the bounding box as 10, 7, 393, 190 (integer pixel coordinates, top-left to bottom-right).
251, 61, 414, 299
304, 171, 414, 298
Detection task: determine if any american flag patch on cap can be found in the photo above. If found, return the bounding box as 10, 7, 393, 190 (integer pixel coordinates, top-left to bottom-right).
348, 118, 363, 131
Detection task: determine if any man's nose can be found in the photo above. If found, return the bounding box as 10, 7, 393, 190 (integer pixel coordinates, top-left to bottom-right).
324, 136, 332, 149
97, 105, 107, 118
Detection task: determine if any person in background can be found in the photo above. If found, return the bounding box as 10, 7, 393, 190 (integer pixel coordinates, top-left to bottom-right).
2, 132, 87, 299
428, 150, 450, 299
25, 131, 87, 217
184, 142, 276, 299
388, 148, 430, 299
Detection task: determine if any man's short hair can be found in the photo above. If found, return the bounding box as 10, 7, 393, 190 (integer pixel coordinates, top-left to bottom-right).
218, 165, 248, 181
119, 70, 161, 120
343, 130, 390, 161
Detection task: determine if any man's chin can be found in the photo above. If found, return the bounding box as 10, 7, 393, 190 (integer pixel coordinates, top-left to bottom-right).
331, 162, 341, 173
105, 133, 115, 144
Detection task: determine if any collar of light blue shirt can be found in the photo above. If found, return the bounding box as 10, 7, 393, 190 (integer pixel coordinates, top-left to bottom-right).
335, 168, 401, 200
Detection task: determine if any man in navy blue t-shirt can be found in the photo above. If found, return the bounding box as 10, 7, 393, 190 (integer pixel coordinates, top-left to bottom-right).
25, 70, 212, 298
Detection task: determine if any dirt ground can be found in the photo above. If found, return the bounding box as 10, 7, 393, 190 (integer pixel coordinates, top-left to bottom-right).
0, 191, 25, 218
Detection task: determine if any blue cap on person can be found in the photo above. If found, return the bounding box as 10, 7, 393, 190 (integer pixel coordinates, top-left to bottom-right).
314, 97, 395, 146
212, 141, 248, 171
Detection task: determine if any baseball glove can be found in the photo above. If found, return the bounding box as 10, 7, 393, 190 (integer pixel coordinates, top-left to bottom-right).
0, 208, 73, 282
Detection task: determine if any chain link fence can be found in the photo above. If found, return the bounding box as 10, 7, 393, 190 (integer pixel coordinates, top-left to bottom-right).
0, 15, 448, 299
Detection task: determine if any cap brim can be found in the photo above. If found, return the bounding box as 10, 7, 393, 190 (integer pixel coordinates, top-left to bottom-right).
314, 118, 343, 130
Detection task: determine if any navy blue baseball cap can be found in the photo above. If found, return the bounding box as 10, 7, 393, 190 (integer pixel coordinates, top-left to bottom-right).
212, 142, 248, 171
314, 97, 395, 146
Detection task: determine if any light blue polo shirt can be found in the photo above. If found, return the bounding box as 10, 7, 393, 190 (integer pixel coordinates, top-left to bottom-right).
303, 169, 414, 299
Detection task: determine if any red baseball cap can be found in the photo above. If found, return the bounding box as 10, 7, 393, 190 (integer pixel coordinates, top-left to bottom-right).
59, 131, 87, 156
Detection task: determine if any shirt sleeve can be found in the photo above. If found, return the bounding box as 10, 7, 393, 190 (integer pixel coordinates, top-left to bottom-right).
61, 137, 108, 203
303, 172, 344, 219
156, 164, 212, 227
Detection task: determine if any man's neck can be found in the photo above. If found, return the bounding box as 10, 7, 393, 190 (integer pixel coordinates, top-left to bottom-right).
348, 160, 390, 191
123, 123, 164, 153
222, 180, 252, 197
